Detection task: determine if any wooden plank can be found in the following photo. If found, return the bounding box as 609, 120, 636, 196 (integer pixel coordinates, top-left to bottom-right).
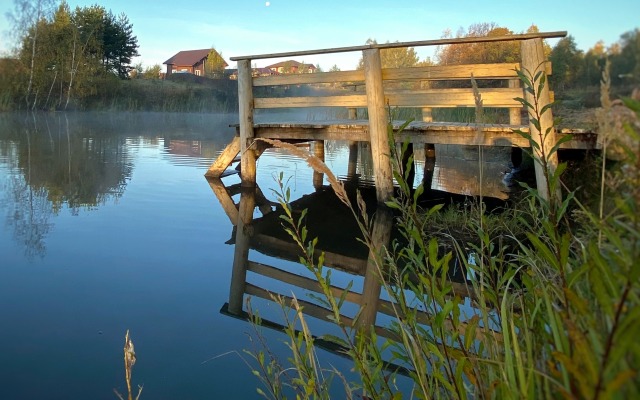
250, 122, 596, 149
385, 88, 523, 107
254, 70, 364, 86
230, 31, 566, 61
255, 89, 537, 109
383, 62, 551, 81
205, 135, 241, 178
255, 95, 367, 109
384, 63, 517, 81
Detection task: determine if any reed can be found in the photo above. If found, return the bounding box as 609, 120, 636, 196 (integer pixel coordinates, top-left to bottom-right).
243, 68, 640, 399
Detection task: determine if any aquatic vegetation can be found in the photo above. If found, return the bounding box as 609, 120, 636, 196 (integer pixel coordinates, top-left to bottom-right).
244, 67, 640, 399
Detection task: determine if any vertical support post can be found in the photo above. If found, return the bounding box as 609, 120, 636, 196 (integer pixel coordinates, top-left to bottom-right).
521, 38, 559, 202
238, 59, 256, 187
357, 208, 393, 332
228, 188, 256, 315
363, 48, 393, 204
312, 140, 325, 189
347, 105, 359, 180
508, 79, 522, 125
421, 107, 433, 122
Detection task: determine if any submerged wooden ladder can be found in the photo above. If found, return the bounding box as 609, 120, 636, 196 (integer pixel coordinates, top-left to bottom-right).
206, 31, 597, 202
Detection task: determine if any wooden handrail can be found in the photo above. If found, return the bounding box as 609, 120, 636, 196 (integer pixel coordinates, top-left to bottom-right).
230, 31, 566, 61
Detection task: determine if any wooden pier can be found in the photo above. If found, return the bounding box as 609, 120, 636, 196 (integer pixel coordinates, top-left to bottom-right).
206, 31, 597, 203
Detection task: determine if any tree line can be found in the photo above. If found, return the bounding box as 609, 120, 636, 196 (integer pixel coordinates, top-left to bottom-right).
2, 0, 139, 110
356, 23, 638, 97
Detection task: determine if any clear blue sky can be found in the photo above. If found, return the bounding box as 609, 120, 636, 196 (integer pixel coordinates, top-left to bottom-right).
1, 0, 638, 71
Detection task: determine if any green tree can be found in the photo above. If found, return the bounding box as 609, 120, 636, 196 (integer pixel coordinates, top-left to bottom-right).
610, 29, 640, 86
142, 64, 161, 79
578, 41, 607, 87
204, 48, 226, 77
549, 36, 584, 91
7, 0, 56, 108
102, 11, 139, 78
356, 38, 420, 69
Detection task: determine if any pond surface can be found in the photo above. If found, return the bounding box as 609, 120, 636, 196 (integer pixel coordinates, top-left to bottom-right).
0, 111, 512, 399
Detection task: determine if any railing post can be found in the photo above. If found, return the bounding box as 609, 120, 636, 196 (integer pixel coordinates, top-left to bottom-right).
520, 38, 559, 202
238, 59, 256, 187
363, 48, 393, 204
508, 79, 522, 125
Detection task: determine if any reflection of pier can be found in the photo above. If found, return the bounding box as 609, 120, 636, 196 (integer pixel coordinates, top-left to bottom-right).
209, 178, 499, 354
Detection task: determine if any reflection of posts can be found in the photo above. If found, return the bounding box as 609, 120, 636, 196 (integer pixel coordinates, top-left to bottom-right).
347, 142, 359, 180
423, 156, 435, 190
228, 188, 256, 314
312, 141, 325, 189
357, 207, 394, 331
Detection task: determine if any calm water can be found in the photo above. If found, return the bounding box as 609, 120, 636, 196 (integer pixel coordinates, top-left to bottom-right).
0, 112, 512, 399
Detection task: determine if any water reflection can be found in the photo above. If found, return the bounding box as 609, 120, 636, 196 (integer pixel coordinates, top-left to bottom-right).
0, 112, 236, 258
210, 179, 477, 361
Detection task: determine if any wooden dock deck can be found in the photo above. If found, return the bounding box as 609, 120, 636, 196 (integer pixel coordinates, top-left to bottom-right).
207, 30, 598, 203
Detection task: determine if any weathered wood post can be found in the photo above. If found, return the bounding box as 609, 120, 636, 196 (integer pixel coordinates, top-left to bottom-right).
238, 59, 257, 187
312, 140, 325, 189
520, 38, 560, 201
357, 207, 393, 332
363, 48, 394, 203
508, 79, 522, 125
228, 187, 256, 315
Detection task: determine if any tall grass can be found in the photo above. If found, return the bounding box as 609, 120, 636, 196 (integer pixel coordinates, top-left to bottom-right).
244, 68, 640, 399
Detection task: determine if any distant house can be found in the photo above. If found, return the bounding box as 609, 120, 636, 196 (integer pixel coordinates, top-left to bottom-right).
163, 49, 228, 77
225, 67, 280, 80
266, 60, 317, 74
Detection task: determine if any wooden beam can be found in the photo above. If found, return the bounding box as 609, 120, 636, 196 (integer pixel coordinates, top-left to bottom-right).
238, 59, 256, 187
254, 70, 363, 86
385, 88, 523, 108
230, 31, 566, 61
205, 135, 241, 178
254, 95, 367, 109
521, 38, 560, 201
363, 48, 394, 204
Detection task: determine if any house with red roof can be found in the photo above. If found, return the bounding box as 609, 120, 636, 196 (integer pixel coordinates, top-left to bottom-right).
163, 49, 228, 77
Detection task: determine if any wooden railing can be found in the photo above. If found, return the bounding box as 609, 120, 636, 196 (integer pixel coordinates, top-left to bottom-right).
230, 31, 567, 201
